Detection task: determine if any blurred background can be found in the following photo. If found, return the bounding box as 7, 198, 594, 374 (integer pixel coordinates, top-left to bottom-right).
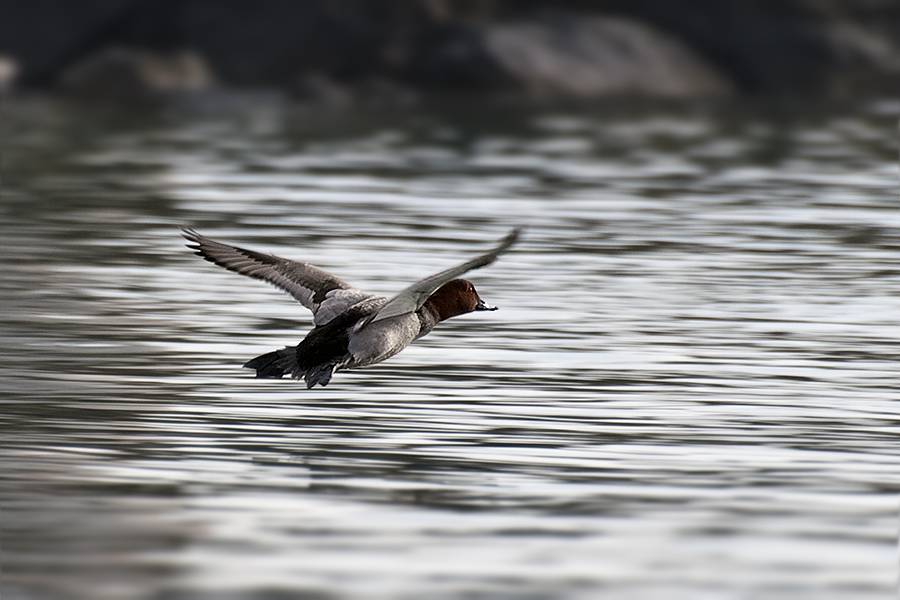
1, 2, 899, 600
0, 0, 898, 102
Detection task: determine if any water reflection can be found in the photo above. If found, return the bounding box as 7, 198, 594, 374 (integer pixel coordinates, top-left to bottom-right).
0, 98, 897, 600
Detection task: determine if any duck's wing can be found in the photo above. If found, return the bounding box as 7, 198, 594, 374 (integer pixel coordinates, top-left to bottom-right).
361, 227, 521, 328
182, 228, 374, 326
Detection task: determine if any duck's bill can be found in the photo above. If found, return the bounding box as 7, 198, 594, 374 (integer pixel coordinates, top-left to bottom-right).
475, 299, 498, 311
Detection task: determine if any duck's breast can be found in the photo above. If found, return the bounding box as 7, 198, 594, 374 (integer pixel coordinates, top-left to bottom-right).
346, 313, 421, 368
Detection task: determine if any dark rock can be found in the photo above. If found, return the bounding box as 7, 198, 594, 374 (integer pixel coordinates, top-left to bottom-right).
61, 47, 214, 104
356, 76, 418, 106
0, 0, 142, 85
409, 24, 513, 90
411, 14, 732, 98
0, 0, 897, 99
292, 72, 354, 106
291, 72, 418, 107
174, 0, 389, 85
814, 2, 900, 97
587, 0, 897, 96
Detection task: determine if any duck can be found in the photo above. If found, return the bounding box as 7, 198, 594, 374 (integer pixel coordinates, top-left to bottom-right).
182, 227, 520, 388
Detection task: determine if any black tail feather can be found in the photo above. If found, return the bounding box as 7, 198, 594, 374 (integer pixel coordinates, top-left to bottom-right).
303, 362, 338, 389
243, 346, 341, 388
243, 347, 296, 378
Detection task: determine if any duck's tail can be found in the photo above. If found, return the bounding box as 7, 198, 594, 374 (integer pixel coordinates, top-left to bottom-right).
243, 347, 339, 389
243, 347, 295, 379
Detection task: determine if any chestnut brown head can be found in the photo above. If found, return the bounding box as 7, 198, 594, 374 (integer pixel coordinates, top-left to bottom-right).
424, 278, 496, 322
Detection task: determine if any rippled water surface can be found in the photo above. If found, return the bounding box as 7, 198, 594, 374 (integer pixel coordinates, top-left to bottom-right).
1, 97, 897, 600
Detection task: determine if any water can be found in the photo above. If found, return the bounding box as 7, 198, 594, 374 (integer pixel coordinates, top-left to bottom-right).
1, 96, 897, 600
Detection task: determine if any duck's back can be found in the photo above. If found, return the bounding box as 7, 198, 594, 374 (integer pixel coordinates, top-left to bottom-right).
295, 297, 387, 373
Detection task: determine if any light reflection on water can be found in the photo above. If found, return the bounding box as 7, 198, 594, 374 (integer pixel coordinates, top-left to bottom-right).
1, 98, 897, 600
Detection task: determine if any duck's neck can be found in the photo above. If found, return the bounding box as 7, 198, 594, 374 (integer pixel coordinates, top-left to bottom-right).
416, 301, 443, 339
422, 296, 450, 322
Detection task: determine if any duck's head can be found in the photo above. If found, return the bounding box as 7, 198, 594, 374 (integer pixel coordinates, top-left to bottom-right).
426, 278, 497, 321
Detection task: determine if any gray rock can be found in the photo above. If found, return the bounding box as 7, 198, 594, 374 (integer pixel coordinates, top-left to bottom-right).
482, 16, 733, 98
0, 54, 18, 93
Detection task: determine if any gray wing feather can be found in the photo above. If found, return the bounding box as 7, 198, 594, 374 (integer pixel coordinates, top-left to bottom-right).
363, 227, 521, 327
182, 228, 368, 324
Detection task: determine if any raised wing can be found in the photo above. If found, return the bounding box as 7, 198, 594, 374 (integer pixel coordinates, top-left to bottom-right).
182, 228, 372, 325
362, 227, 521, 327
